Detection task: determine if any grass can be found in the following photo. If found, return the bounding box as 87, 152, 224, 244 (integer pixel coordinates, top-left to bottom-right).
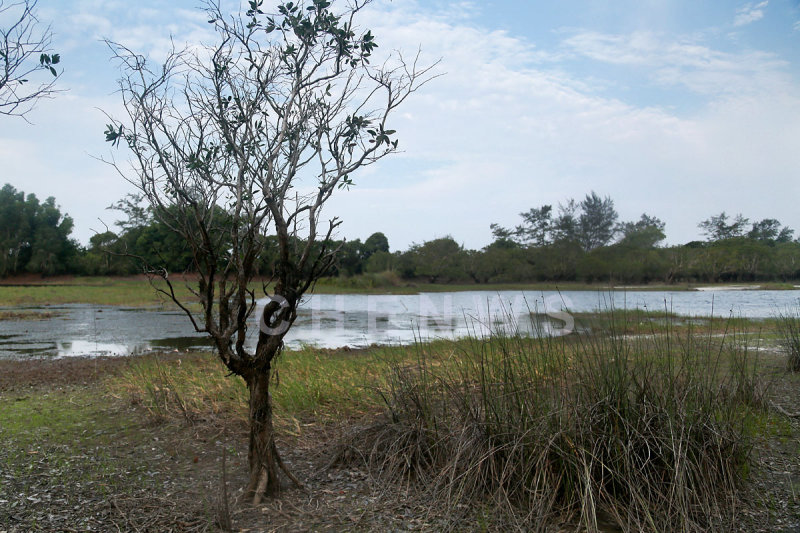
342, 310, 767, 532
0, 388, 113, 447
776, 307, 800, 371
570, 308, 775, 336
0, 389, 146, 522
2, 274, 796, 307
108, 344, 427, 425
0, 276, 195, 307
109, 309, 772, 532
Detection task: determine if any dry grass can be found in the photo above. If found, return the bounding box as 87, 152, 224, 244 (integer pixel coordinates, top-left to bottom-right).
348, 311, 766, 532
776, 308, 800, 372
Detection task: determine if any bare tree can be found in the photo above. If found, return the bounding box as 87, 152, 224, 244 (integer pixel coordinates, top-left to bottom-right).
0, 0, 61, 118
103, 0, 436, 502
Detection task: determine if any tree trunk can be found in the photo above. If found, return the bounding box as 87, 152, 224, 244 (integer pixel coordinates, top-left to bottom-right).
245, 367, 281, 503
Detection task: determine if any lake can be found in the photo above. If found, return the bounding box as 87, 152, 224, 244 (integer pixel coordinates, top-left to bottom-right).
1, 288, 798, 358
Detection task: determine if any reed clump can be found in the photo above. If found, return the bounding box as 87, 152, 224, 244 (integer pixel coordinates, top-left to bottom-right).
776, 307, 800, 372
358, 310, 764, 532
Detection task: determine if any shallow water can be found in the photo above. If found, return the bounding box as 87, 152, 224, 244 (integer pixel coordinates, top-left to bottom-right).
1, 289, 798, 359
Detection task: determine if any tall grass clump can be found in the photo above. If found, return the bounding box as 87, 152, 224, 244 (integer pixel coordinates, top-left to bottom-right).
358, 308, 764, 532
775, 307, 800, 372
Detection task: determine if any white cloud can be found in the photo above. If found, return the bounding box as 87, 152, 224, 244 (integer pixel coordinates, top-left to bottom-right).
733, 1, 768, 27
563, 30, 790, 97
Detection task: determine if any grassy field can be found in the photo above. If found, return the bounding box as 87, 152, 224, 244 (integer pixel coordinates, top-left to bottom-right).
2, 312, 800, 530
0, 274, 797, 307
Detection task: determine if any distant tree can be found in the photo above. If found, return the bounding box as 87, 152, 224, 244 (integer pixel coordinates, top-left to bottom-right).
406, 237, 466, 283
362, 231, 389, 258
108, 193, 151, 231
551, 199, 579, 244
515, 205, 552, 247
335, 239, 364, 277
25, 196, 76, 275
616, 213, 666, 248
748, 218, 794, 244
83, 230, 120, 274
0, 183, 29, 275
467, 245, 531, 283
0, 0, 62, 118
489, 222, 518, 247
698, 212, 749, 241
578, 192, 618, 251
0, 184, 75, 276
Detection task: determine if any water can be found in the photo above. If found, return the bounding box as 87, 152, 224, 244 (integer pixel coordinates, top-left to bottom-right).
1, 289, 798, 359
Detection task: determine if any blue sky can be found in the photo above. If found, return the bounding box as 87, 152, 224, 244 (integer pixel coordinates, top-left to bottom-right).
2, 0, 800, 250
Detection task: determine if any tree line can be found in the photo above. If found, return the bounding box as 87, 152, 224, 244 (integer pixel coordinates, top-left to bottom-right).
392, 192, 799, 284
2, 184, 799, 284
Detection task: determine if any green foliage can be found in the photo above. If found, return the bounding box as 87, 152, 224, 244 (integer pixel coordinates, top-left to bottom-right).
0, 184, 77, 276
578, 190, 618, 251
616, 213, 666, 248
3, 182, 800, 286
699, 212, 750, 241
365, 250, 392, 273
749, 218, 794, 244
401, 236, 469, 283
363, 231, 390, 257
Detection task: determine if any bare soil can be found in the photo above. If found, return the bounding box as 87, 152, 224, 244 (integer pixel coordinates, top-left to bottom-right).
1, 353, 799, 532
0, 355, 451, 532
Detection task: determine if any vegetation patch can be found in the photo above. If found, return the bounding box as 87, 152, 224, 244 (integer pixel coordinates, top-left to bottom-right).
110, 346, 400, 426
344, 315, 767, 531
0, 310, 61, 321
776, 307, 800, 372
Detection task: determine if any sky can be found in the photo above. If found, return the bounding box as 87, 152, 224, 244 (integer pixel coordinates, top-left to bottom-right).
2, 0, 800, 251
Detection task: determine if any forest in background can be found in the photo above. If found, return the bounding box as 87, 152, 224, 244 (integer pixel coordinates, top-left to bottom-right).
2, 183, 799, 284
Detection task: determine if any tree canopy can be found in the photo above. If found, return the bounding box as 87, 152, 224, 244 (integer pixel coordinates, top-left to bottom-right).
0, 183, 76, 276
